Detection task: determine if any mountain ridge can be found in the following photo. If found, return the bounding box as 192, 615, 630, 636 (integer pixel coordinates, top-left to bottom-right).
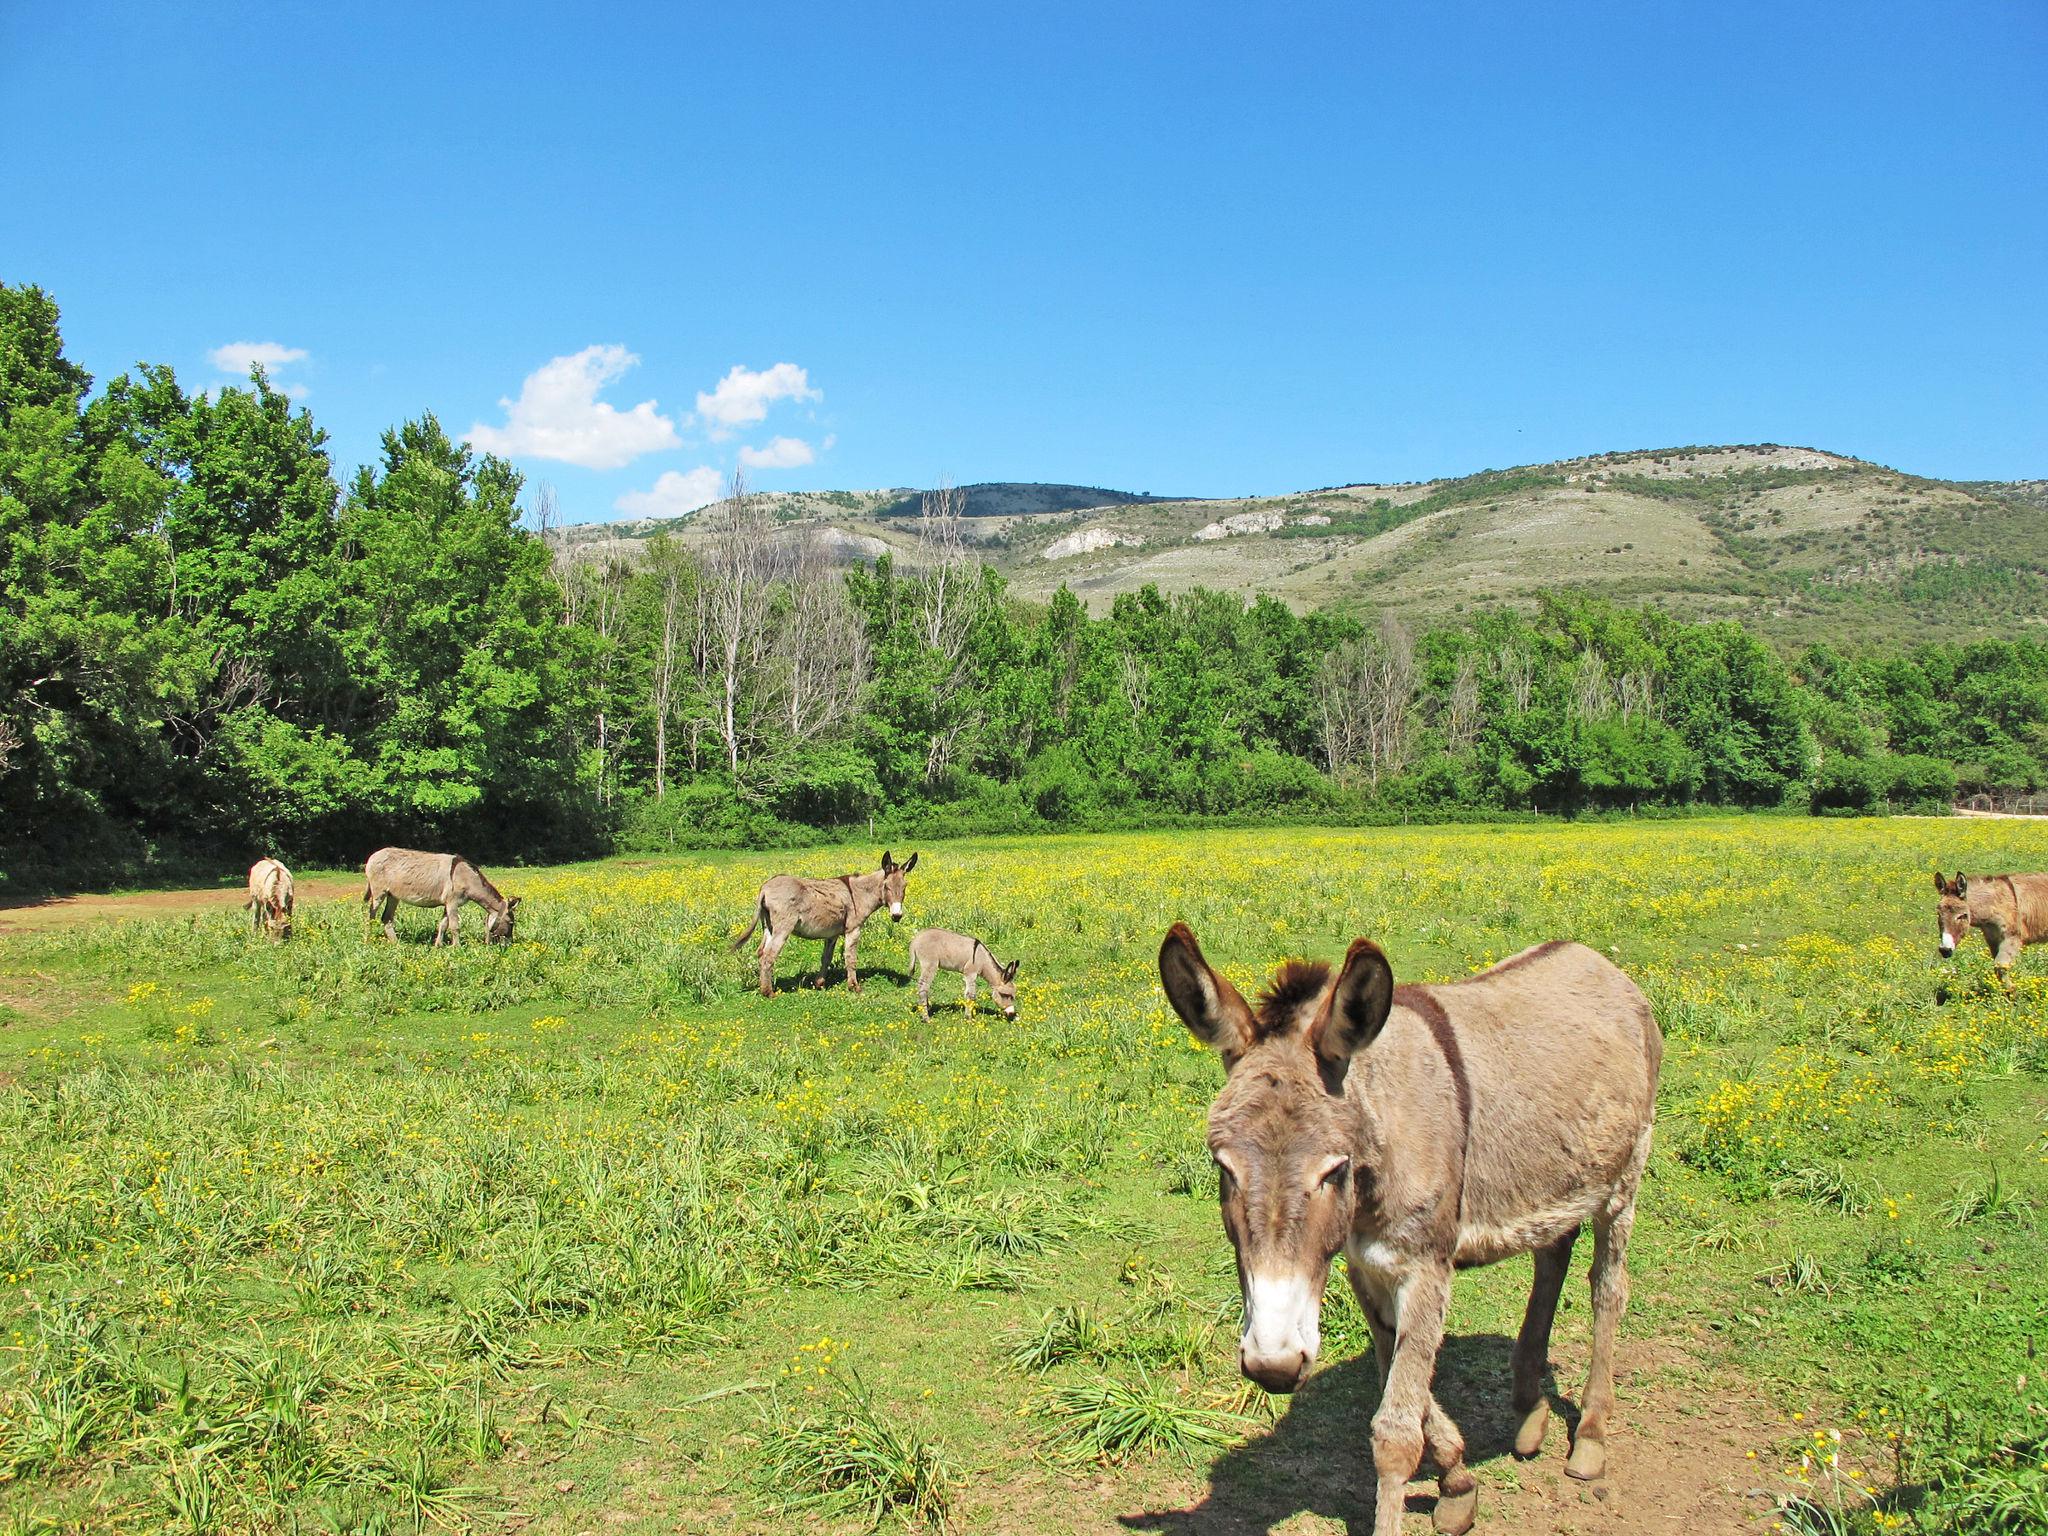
552, 444, 2048, 646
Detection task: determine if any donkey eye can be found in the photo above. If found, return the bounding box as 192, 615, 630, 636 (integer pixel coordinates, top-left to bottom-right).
1318, 1157, 1351, 1189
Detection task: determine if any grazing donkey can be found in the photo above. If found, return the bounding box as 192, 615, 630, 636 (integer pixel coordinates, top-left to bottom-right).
908, 927, 1020, 1020
732, 850, 918, 997
1935, 870, 2048, 989
362, 848, 520, 946
245, 858, 294, 940
1159, 925, 1661, 1536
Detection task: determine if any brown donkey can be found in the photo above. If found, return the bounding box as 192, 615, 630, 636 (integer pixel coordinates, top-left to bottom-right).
733, 850, 918, 997
1159, 926, 1661, 1536
1934, 870, 2048, 989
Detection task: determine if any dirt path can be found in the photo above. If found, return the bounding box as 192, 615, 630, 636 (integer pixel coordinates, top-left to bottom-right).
1008, 1335, 1787, 1536
0, 878, 363, 932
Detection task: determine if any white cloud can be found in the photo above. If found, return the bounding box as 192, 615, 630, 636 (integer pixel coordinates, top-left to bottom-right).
614, 467, 725, 520
469, 345, 680, 470
209, 340, 309, 375
696, 362, 820, 438
738, 435, 816, 470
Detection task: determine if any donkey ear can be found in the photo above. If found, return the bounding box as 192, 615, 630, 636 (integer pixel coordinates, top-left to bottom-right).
880, 850, 895, 870
1159, 924, 1254, 1063
1003, 958, 1020, 981
1314, 938, 1395, 1081
507, 895, 522, 910
903, 851, 919, 873
1934, 871, 1948, 893
1955, 874, 1968, 897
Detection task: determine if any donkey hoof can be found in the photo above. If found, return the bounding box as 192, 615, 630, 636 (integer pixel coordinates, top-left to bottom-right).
1564, 1435, 1606, 1481
1432, 1484, 1478, 1535
847, 980, 862, 994
1512, 1400, 1550, 1458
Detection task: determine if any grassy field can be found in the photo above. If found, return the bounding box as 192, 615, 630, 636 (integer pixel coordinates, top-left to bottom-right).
1, 820, 2045, 1535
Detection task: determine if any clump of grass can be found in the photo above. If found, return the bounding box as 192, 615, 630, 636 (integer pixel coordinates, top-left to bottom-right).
1755, 1253, 1834, 1296
1680, 1219, 1762, 1255
1039, 1369, 1249, 1466
1772, 1163, 1872, 1215
756, 1370, 954, 1530
1937, 1166, 2029, 1228
1006, 1305, 1114, 1372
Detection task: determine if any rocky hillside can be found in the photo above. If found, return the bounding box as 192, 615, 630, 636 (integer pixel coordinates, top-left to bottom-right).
555, 445, 2048, 646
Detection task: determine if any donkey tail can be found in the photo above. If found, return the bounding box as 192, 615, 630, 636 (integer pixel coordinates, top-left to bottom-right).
730, 900, 764, 952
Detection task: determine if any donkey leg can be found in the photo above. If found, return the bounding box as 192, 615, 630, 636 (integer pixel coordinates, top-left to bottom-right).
1425, 1393, 1478, 1536
759, 930, 785, 997
843, 929, 861, 993
1513, 1230, 1579, 1457
445, 902, 460, 947
1568, 1204, 1635, 1481
1370, 1265, 1452, 1536
1347, 1263, 1395, 1394
380, 896, 400, 943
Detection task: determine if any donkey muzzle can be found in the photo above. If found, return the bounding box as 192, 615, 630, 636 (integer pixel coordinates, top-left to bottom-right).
1939, 936, 1956, 956
1239, 1273, 1318, 1392
1239, 1344, 1311, 1394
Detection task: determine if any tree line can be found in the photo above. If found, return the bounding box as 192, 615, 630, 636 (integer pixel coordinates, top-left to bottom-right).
5, 283, 2046, 882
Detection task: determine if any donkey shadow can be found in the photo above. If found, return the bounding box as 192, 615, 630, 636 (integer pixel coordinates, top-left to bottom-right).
1120, 1334, 1567, 1536
766, 965, 912, 995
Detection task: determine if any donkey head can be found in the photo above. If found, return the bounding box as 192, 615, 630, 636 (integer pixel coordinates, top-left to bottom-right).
879, 851, 919, 921
992, 957, 1021, 1020
1159, 923, 1393, 1394
487, 895, 522, 945
1934, 871, 1971, 956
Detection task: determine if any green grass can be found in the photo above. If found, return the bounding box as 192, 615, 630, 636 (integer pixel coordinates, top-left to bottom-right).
0, 819, 2044, 1532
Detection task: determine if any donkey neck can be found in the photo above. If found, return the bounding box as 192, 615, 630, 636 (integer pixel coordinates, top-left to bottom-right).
969, 939, 1004, 986
837, 870, 885, 926
458, 864, 507, 912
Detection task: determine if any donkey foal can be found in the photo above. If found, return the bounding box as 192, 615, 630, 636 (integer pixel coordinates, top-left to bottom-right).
908, 928, 1020, 1020
1159, 925, 1662, 1536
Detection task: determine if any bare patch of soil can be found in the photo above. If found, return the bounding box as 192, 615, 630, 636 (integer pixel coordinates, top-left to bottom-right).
1055, 1332, 1781, 1534
0, 879, 361, 932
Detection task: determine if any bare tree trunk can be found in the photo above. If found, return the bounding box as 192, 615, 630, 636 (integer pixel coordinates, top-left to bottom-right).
1443, 651, 1483, 753
1316, 617, 1416, 789
645, 534, 694, 800
703, 471, 772, 782
910, 483, 985, 786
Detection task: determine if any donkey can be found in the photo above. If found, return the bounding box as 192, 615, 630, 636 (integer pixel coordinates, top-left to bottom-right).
245, 858, 295, 940
362, 848, 520, 946
1935, 870, 2048, 989
908, 927, 1020, 1020
732, 850, 918, 997
1159, 925, 1661, 1536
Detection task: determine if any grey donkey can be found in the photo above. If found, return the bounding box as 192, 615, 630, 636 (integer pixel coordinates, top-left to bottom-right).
1160, 925, 1661, 1536
908, 927, 1020, 1020
362, 847, 520, 945
732, 850, 918, 996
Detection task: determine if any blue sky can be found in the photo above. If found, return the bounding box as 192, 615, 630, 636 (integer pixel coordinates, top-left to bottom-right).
4, 2, 2043, 521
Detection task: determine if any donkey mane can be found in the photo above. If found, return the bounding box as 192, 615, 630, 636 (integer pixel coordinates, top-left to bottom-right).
1255, 959, 1332, 1036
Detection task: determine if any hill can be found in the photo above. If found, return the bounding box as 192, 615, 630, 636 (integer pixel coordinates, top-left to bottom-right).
554, 445, 2048, 646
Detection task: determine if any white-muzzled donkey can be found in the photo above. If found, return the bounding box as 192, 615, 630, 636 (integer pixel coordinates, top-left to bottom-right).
1934, 869, 2048, 991
1159, 924, 1661, 1536
733, 850, 918, 997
